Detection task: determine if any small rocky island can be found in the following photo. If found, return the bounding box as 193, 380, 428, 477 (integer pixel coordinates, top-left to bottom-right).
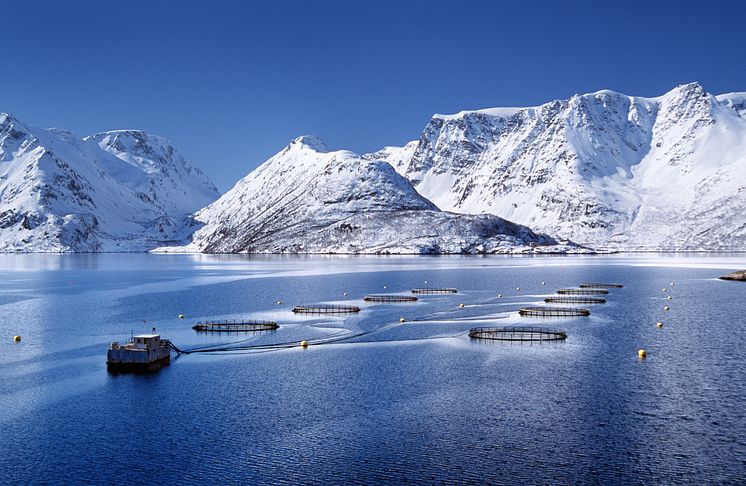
720, 270, 746, 281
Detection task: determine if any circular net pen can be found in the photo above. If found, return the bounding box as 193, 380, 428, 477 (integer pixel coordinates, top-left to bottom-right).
411, 288, 458, 294
557, 288, 609, 295
579, 283, 623, 289
193, 320, 279, 333
519, 306, 590, 317
364, 295, 418, 303
292, 305, 361, 314
545, 296, 607, 305
469, 326, 567, 342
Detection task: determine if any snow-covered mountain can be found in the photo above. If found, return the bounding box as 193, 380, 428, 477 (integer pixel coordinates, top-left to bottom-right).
372, 82, 746, 250
6, 81, 739, 254
88, 130, 219, 220
0, 114, 219, 251
167, 136, 578, 254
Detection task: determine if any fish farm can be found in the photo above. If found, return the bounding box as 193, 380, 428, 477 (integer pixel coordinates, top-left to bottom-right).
545, 296, 607, 304
292, 304, 362, 314
557, 288, 610, 295
363, 295, 419, 302
469, 326, 568, 342
579, 283, 624, 288
519, 306, 591, 317
192, 320, 279, 332
411, 288, 458, 294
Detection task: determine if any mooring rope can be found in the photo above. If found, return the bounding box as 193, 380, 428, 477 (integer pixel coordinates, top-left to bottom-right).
166, 297, 508, 357
166, 311, 475, 356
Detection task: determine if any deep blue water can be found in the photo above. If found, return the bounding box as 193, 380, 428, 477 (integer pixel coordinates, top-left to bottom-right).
1, 254, 745, 484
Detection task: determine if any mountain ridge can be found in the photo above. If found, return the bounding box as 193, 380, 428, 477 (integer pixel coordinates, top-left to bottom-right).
369, 82, 746, 250
162, 136, 581, 254
0, 112, 219, 252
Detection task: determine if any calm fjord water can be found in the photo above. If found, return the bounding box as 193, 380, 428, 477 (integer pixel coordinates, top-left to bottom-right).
0, 254, 745, 484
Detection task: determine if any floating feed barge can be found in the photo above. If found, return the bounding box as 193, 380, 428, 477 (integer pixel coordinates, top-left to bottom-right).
579, 283, 624, 289
545, 296, 607, 305
557, 288, 609, 295
364, 295, 418, 303
292, 305, 361, 314
107, 334, 170, 372
192, 320, 279, 333
469, 326, 567, 342
411, 288, 458, 294
519, 306, 591, 317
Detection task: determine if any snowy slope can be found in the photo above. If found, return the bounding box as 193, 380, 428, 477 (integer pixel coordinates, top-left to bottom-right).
362, 141, 419, 174
167, 136, 579, 254
0, 114, 219, 252
372, 83, 746, 250
87, 130, 219, 217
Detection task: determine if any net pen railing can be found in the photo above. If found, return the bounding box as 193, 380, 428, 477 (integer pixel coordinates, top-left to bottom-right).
292, 305, 362, 314
469, 326, 567, 341
519, 306, 591, 317
192, 320, 279, 332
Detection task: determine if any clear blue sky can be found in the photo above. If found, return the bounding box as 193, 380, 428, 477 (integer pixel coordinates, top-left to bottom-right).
2, 0, 744, 191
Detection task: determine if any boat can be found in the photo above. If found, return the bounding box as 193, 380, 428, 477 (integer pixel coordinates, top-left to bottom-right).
107, 333, 171, 373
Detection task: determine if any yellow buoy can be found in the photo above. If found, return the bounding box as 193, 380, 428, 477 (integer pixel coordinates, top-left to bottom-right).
178, 314, 185, 319
667, 296, 672, 300
300, 340, 308, 348
656, 322, 663, 328
638, 349, 647, 358
664, 306, 670, 311
399, 317, 406, 323
13, 335, 21, 342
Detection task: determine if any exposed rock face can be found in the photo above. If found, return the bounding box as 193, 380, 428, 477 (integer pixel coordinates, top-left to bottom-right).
720, 270, 746, 281
0, 114, 219, 251
370, 83, 746, 251
168, 136, 582, 254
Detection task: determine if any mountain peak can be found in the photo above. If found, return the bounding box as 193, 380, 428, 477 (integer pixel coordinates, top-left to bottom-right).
663, 81, 707, 100
290, 135, 329, 152
0, 113, 25, 130
86, 129, 173, 153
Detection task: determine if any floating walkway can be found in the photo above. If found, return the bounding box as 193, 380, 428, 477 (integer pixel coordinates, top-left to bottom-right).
411, 288, 458, 294
469, 326, 567, 342
545, 296, 607, 305
292, 305, 361, 314
557, 288, 609, 295
519, 306, 591, 317
579, 283, 624, 289
192, 320, 279, 333
364, 295, 418, 303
